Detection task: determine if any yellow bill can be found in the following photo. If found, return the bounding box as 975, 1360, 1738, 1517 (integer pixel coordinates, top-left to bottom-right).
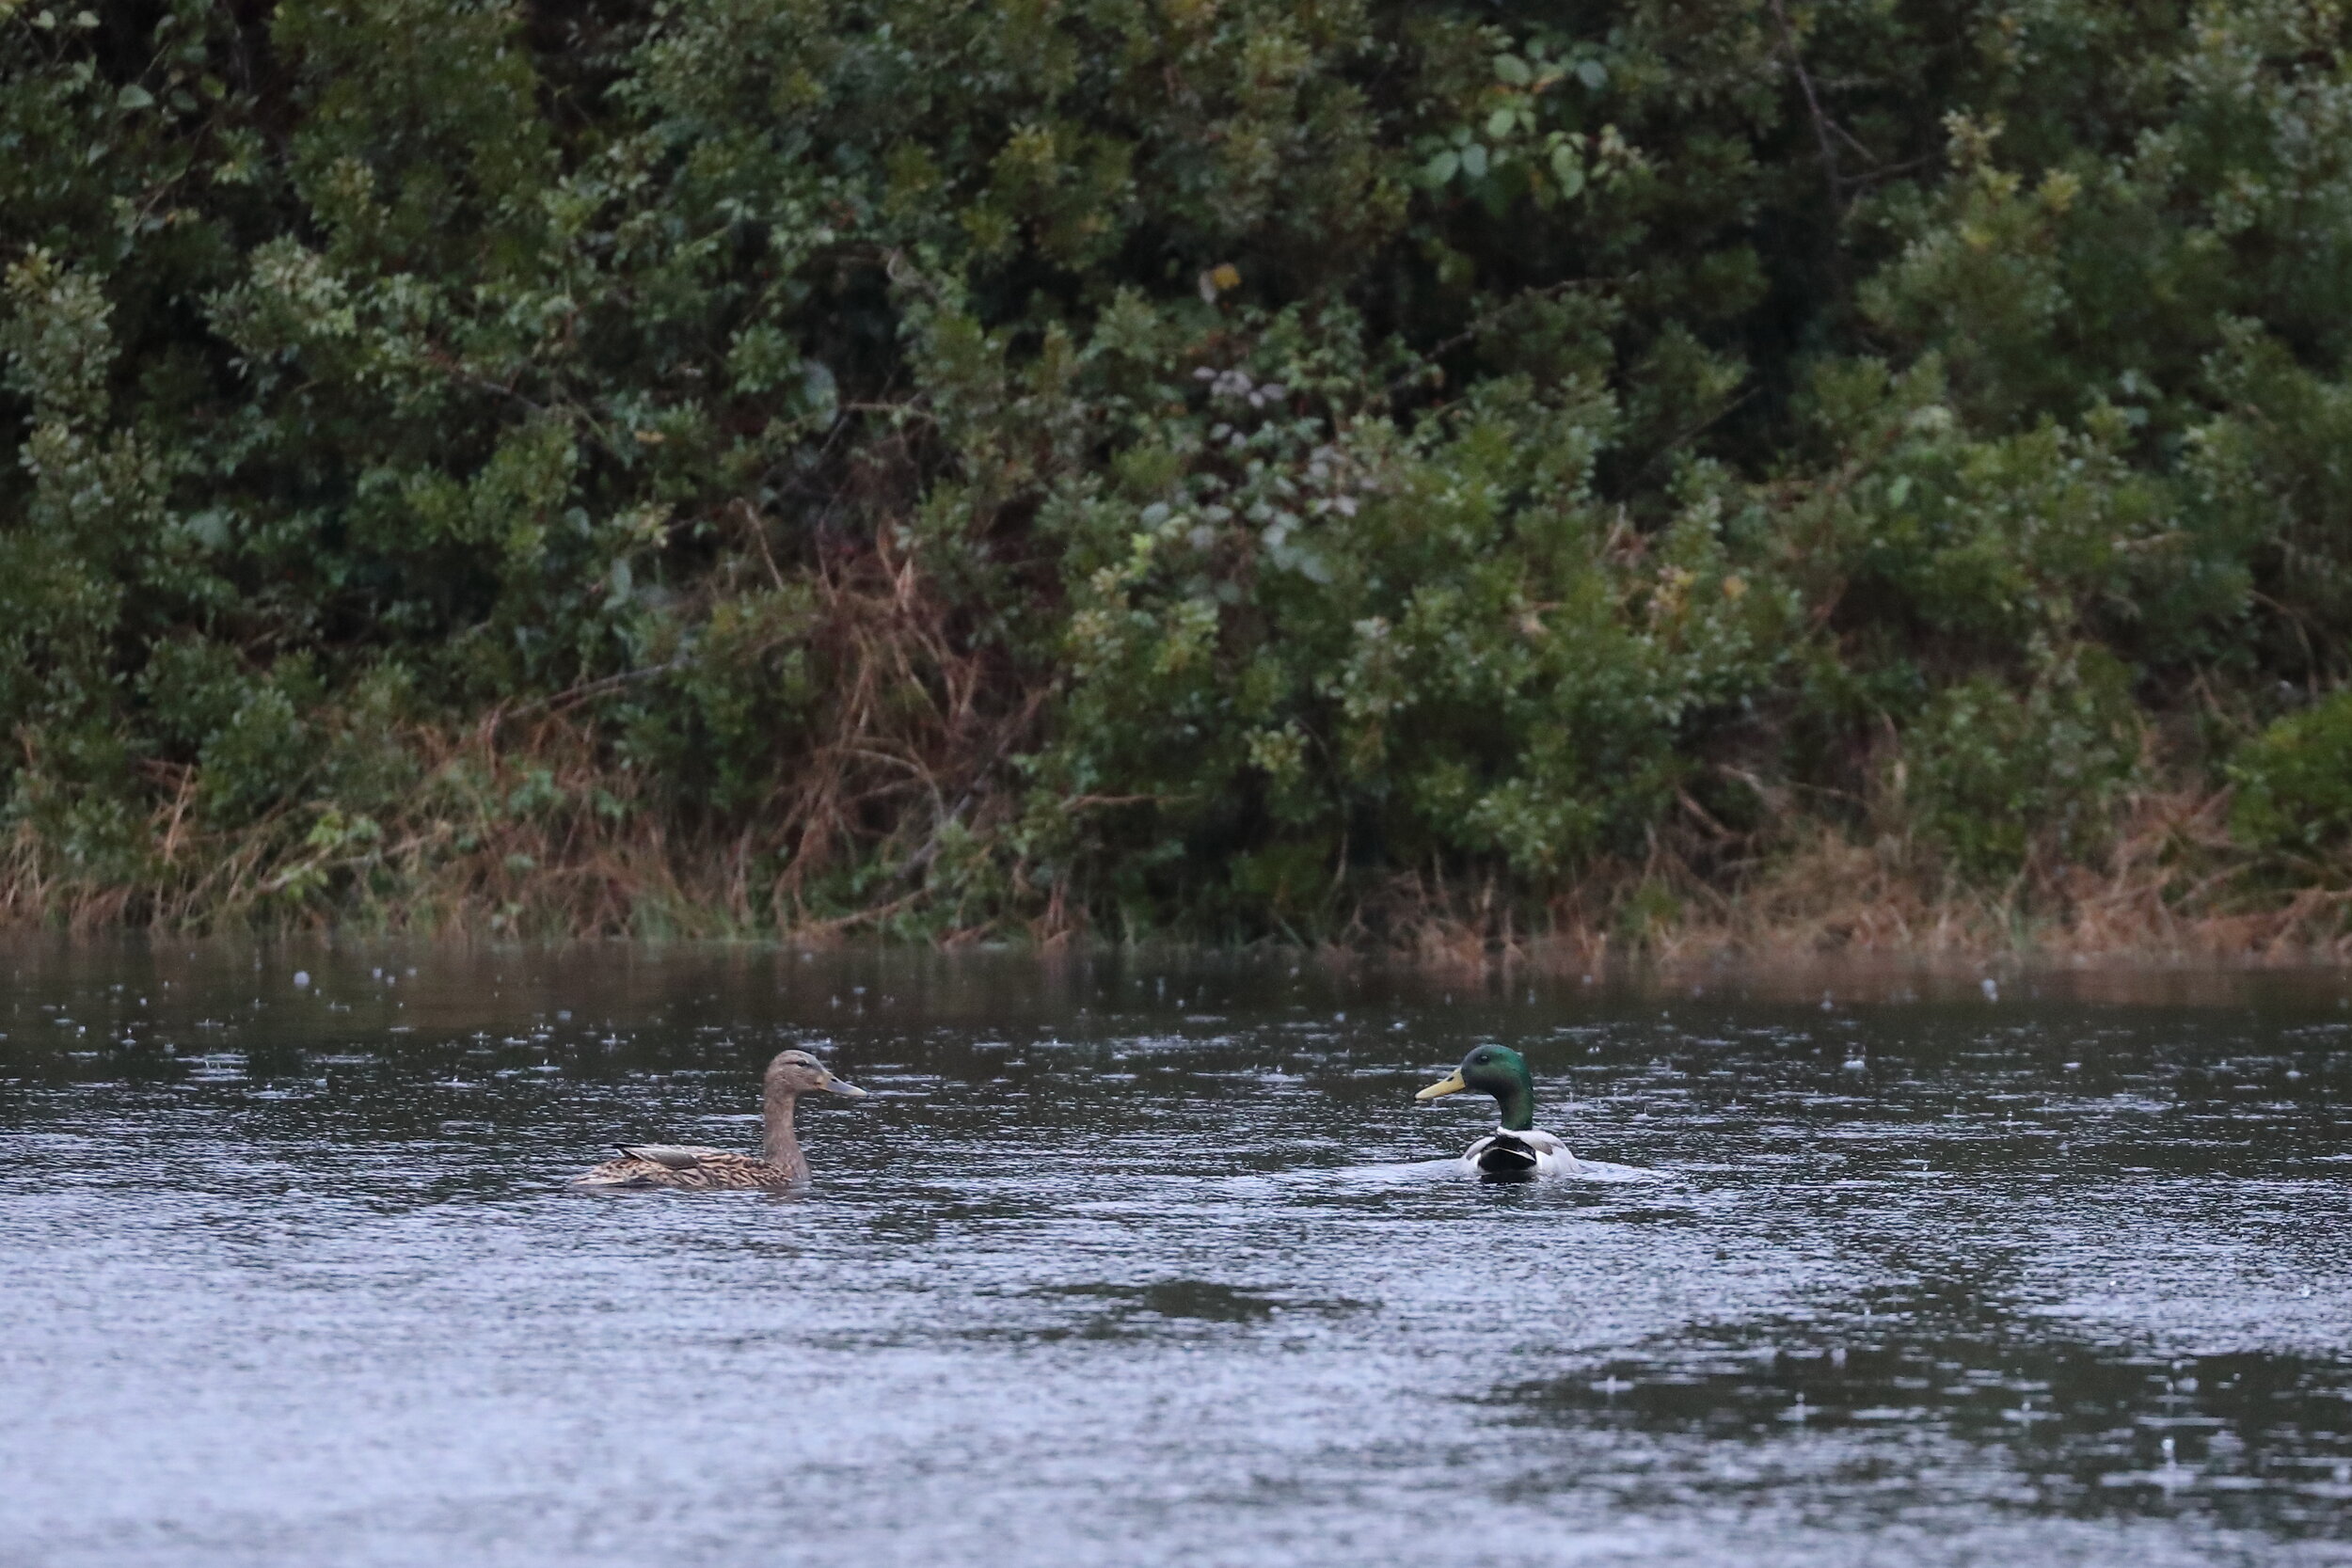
1416, 1069, 1469, 1101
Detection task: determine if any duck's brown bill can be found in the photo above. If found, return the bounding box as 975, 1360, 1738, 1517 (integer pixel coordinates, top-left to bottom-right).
1416, 1069, 1469, 1101
825, 1077, 869, 1099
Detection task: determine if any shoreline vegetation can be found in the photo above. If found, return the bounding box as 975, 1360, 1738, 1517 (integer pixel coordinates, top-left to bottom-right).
7, 0, 2352, 959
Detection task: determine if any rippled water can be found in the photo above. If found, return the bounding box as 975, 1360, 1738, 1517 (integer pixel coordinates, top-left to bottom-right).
5, 945, 2352, 1566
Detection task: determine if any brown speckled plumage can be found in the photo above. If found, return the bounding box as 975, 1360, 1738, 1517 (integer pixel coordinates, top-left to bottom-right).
575, 1049, 866, 1189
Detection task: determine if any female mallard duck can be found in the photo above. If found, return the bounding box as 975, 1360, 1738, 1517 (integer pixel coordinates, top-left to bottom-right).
1416, 1044, 1577, 1179
575, 1048, 866, 1189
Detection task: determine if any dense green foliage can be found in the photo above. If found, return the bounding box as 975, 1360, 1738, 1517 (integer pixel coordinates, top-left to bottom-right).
4, 0, 2352, 939
2232, 689, 2352, 857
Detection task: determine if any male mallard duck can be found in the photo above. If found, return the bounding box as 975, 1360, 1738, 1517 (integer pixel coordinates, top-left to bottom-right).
575, 1048, 866, 1189
1417, 1044, 1577, 1179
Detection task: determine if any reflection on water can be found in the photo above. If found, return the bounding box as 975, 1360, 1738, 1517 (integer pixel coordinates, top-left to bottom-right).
3, 942, 2351, 1566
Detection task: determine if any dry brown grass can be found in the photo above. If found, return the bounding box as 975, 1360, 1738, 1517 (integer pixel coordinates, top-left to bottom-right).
2, 562, 2347, 963
1358, 783, 2352, 977
8, 757, 2349, 960
0, 531, 1045, 943
8, 754, 2347, 959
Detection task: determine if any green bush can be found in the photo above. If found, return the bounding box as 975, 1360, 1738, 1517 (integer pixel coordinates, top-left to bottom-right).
1905, 647, 2142, 881
2230, 692, 2352, 859
0, 0, 2350, 934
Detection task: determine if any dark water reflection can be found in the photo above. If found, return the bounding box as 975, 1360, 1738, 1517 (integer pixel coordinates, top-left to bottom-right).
4, 942, 2352, 1565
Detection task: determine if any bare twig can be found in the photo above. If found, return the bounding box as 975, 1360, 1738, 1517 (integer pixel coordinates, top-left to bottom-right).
1768, 0, 1846, 210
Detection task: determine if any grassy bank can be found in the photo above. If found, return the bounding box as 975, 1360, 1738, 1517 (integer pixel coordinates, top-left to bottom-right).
6, 0, 2352, 952
8, 702, 2341, 964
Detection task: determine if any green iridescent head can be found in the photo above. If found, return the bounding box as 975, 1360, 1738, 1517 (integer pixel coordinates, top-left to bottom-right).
1416, 1043, 1536, 1132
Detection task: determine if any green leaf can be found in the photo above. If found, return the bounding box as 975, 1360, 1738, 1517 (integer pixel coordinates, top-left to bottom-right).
1460, 143, 1488, 179
115, 84, 154, 110
1493, 54, 1532, 87
1486, 107, 1517, 141
1576, 59, 1608, 90
799, 356, 838, 416
182, 509, 233, 550
1549, 144, 1585, 196
1423, 149, 1459, 184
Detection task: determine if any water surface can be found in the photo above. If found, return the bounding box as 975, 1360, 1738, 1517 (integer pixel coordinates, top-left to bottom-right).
5, 946, 2351, 1566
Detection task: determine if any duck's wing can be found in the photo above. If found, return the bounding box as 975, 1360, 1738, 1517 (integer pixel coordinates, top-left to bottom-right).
1463, 1128, 1578, 1178
666, 1153, 786, 1188
1523, 1130, 1577, 1174
617, 1144, 733, 1169
576, 1148, 782, 1189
